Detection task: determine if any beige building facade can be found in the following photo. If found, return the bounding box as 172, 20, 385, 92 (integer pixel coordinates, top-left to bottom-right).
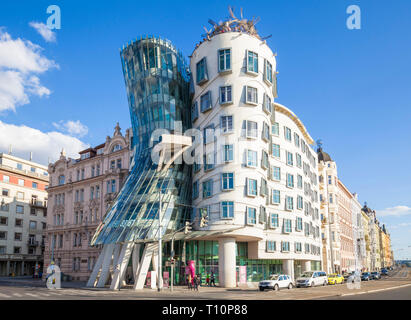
43, 124, 132, 281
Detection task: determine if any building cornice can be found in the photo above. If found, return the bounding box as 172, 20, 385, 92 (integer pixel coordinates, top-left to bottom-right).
274, 102, 315, 145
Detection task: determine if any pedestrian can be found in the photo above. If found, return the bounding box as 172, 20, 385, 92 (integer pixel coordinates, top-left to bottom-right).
193, 275, 199, 291
210, 271, 215, 287
206, 273, 210, 286
187, 273, 192, 290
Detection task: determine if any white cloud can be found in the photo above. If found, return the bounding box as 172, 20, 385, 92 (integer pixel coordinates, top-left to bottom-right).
0, 120, 89, 165
0, 29, 58, 112
29, 22, 56, 43
378, 206, 411, 217
52, 120, 89, 137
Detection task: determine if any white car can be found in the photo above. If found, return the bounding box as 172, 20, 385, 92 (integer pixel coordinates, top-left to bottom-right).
296, 271, 328, 288
258, 274, 294, 291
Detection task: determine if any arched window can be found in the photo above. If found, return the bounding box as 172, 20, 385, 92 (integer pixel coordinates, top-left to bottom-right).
112, 144, 123, 152
58, 175, 65, 185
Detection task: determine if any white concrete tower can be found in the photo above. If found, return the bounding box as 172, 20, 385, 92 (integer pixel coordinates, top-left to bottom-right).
189, 23, 322, 287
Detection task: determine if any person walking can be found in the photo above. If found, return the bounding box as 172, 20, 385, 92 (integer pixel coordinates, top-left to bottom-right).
206, 273, 210, 286
193, 275, 199, 291
210, 271, 216, 287
187, 273, 192, 290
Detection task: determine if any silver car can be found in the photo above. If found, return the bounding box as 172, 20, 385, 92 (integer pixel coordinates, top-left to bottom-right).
259, 274, 294, 291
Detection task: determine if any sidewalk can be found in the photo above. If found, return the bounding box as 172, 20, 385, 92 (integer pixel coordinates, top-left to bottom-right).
0, 277, 87, 289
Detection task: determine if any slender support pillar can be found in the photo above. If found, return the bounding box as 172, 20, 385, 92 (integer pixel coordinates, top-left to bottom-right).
218, 237, 236, 288
21, 261, 25, 275
132, 243, 141, 281
6, 261, 10, 276
110, 242, 134, 290
96, 243, 115, 288
111, 244, 121, 277
134, 243, 158, 290
283, 259, 295, 282
152, 249, 163, 288
87, 245, 108, 287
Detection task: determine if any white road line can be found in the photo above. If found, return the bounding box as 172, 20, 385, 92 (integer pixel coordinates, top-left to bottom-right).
12, 293, 24, 297
24, 293, 39, 298
0, 293, 11, 298
37, 292, 51, 297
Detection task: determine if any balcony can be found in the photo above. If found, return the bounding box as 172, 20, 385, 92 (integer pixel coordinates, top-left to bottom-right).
28, 239, 39, 246
30, 199, 47, 208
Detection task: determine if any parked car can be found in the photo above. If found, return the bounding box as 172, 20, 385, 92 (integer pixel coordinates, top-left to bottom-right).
258, 274, 293, 291
343, 272, 354, 282
371, 272, 381, 280
328, 274, 344, 285
347, 271, 361, 283
296, 271, 327, 288
361, 272, 371, 281
381, 268, 389, 276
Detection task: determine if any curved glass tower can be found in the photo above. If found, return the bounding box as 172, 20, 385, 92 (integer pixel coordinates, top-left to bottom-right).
91, 36, 191, 245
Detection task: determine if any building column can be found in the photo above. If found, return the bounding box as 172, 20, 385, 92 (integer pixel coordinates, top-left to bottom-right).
218, 238, 236, 288
282, 259, 295, 282
303, 261, 311, 272
134, 242, 157, 290
96, 243, 115, 288
87, 245, 108, 287
132, 243, 141, 282
6, 260, 10, 276
110, 242, 134, 290
21, 261, 25, 275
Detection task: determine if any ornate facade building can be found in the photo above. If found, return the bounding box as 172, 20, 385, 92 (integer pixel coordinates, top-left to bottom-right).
43, 124, 132, 281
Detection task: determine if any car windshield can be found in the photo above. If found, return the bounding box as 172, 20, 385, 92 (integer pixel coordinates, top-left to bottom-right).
362, 272, 369, 275
269, 275, 279, 280
300, 272, 313, 278
329, 274, 337, 277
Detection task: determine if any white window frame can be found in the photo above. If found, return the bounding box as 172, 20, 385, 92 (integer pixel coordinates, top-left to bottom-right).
220, 201, 234, 219
246, 206, 257, 225
221, 115, 233, 134
221, 172, 234, 191
246, 178, 258, 197
246, 120, 258, 139
246, 149, 257, 168
245, 86, 258, 105
271, 189, 280, 205
219, 85, 233, 105
218, 48, 232, 73
246, 50, 259, 74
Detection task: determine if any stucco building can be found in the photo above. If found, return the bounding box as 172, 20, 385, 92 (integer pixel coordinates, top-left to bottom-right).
43, 124, 132, 281
0, 153, 48, 276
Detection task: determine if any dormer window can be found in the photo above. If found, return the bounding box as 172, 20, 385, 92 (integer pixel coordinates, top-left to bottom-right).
81, 152, 90, 160
112, 144, 122, 152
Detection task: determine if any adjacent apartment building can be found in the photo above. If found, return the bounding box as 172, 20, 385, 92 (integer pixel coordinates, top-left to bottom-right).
43, 124, 132, 281
0, 153, 48, 276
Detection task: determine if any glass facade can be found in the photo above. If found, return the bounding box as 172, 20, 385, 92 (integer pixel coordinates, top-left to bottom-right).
91, 36, 191, 245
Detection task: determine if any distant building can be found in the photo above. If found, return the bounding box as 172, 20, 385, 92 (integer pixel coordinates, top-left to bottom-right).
43, 124, 132, 281
0, 153, 48, 276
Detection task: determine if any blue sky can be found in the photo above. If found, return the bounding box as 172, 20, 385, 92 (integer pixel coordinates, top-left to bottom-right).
0, 0, 410, 259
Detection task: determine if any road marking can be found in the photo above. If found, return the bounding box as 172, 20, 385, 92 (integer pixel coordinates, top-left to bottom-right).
37, 292, 51, 297
24, 293, 39, 298
341, 283, 411, 297
0, 293, 11, 298
12, 293, 24, 297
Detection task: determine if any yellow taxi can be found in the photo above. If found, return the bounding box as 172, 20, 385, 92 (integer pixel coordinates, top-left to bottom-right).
327, 274, 344, 285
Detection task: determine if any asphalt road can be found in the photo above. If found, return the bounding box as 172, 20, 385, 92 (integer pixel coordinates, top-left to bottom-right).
0, 267, 409, 300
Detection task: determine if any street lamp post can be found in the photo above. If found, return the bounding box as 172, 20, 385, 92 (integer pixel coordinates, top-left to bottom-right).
158, 190, 162, 292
